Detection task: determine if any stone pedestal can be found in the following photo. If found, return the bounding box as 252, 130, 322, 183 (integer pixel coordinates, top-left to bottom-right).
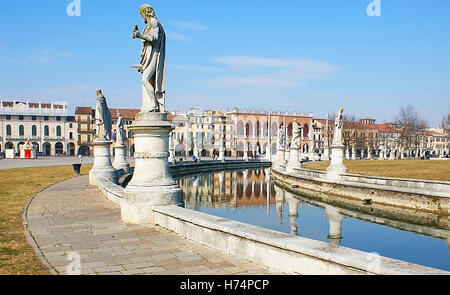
168, 146, 176, 164
113, 143, 131, 173
379, 149, 385, 160
265, 144, 272, 161
218, 146, 225, 162
389, 149, 395, 160
326, 144, 348, 180
243, 144, 249, 161
351, 146, 356, 160
325, 206, 343, 246
367, 148, 373, 160
286, 147, 301, 173
89, 140, 117, 185
276, 147, 286, 167
193, 145, 199, 159
121, 112, 183, 224
323, 147, 330, 161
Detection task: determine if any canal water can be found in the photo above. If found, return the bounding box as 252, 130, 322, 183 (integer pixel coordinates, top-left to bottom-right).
176, 168, 450, 272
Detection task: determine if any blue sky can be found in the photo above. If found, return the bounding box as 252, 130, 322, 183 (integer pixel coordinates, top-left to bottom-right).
0, 0, 449, 126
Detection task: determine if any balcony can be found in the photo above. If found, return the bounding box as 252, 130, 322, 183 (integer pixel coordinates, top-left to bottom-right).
5, 136, 41, 141
77, 127, 92, 133
42, 136, 65, 142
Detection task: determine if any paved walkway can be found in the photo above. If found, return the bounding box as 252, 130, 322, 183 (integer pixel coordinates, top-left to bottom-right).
0, 157, 95, 170
25, 176, 280, 275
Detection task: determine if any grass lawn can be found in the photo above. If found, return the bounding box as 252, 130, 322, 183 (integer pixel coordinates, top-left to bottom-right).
0, 163, 93, 275
302, 159, 450, 181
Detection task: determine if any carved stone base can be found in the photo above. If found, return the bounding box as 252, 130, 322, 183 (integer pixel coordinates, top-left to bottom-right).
113, 144, 131, 173
276, 147, 285, 167
168, 147, 176, 165
286, 147, 301, 173
89, 140, 117, 185
326, 144, 348, 180
218, 147, 225, 162
121, 112, 183, 224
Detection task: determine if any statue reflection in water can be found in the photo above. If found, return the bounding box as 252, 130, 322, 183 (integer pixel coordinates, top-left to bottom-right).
177, 168, 344, 245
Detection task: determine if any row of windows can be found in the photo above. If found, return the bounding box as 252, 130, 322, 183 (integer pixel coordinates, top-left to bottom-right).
2, 115, 63, 121
4, 125, 62, 137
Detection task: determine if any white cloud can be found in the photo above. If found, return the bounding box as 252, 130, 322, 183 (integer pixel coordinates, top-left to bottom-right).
208, 75, 302, 88
205, 55, 339, 89
214, 56, 339, 79
170, 64, 222, 72
25, 50, 72, 63
166, 30, 191, 42
0, 57, 16, 63
169, 21, 207, 31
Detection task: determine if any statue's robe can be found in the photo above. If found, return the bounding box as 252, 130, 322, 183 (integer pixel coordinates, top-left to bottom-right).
140, 21, 166, 112
96, 97, 112, 140
292, 122, 301, 147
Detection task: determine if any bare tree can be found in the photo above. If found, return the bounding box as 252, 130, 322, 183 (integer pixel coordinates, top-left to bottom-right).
395, 105, 429, 156
343, 114, 368, 154
441, 112, 450, 134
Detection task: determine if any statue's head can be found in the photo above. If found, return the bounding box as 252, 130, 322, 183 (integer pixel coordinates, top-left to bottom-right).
96, 89, 103, 96
140, 4, 157, 27
117, 110, 121, 117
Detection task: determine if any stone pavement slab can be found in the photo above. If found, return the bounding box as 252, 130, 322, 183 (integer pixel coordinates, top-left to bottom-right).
25, 176, 279, 275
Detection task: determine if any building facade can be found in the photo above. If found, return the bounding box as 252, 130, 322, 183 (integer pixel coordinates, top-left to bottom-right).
0, 101, 72, 156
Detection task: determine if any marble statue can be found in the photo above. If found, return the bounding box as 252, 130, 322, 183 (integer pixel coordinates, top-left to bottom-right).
116, 110, 126, 145
292, 119, 301, 148
95, 89, 112, 141
277, 125, 286, 149
132, 4, 166, 113
332, 108, 344, 145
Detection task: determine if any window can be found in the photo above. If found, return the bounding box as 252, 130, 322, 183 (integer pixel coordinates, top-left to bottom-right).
6, 125, 11, 136
69, 123, 73, 128
19, 125, 24, 136
44, 116, 49, 121
5, 115, 11, 120
32, 125, 37, 136
69, 132, 73, 140
56, 116, 61, 121
56, 126, 62, 137
87, 135, 90, 142
44, 125, 49, 136
32, 116, 37, 121
19, 115, 24, 121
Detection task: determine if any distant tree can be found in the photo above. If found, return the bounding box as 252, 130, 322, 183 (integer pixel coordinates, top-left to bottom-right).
441, 112, 450, 134
343, 114, 368, 151
395, 105, 429, 155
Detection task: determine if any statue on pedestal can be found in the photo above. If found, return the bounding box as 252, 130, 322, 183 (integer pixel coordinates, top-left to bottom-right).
116, 110, 126, 146
277, 125, 286, 150
292, 120, 301, 148
94, 89, 112, 141
132, 4, 166, 113
332, 108, 344, 145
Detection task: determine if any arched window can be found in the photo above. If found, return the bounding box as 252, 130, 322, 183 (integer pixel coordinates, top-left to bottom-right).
56, 125, 62, 137
303, 124, 309, 138
6, 125, 11, 136
44, 125, 49, 137
31, 125, 37, 137
287, 123, 293, 138
19, 125, 24, 136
